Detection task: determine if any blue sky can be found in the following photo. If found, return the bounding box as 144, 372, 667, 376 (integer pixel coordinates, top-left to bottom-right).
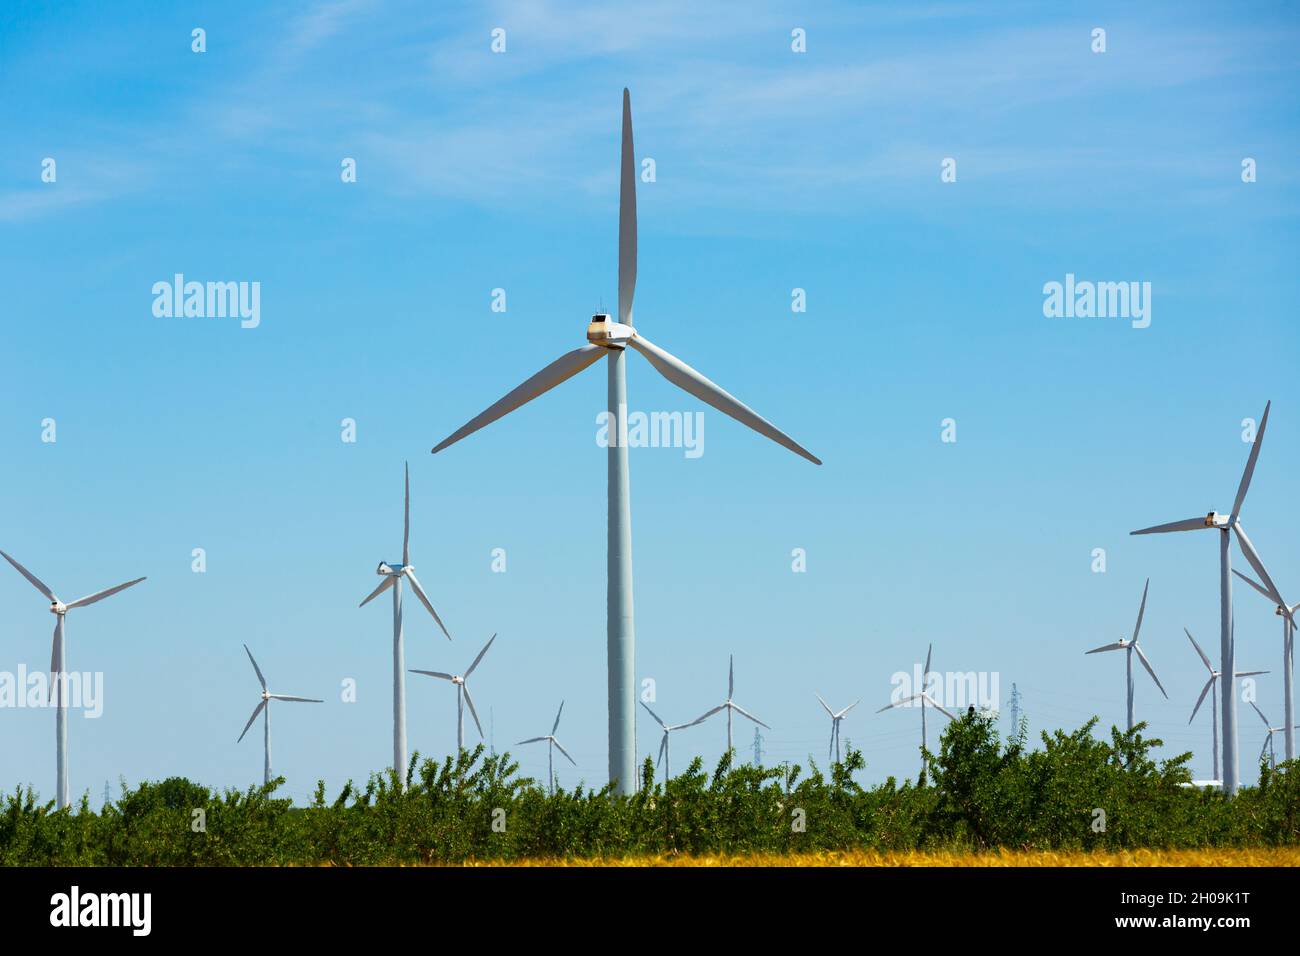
1, 0, 1298, 804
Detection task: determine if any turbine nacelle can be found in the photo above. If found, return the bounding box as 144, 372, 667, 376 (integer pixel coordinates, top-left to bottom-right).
586, 313, 635, 348
1204, 511, 1230, 528
49, 601, 67, 616
376, 562, 408, 576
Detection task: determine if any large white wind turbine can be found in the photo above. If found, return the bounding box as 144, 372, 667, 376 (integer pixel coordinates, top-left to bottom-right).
0, 549, 144, 810
692, 655, 771, 752
516, 700, 576, 794
877, 643, 955, 781
411, 633, 496, 752
816, 693, 861, 764
1185, 626, 1266, 782
640, 701, 706, 784
1233, 569, 1297, 763
428, 89, 820, 794
358, 462, 452, 782
237, 644, 323, 786
1131, 400, 1286, 796
1084, 578, 1168, 730
1247, 701, 1300, 771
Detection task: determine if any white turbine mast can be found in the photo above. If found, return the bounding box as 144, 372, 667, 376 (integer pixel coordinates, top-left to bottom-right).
411, 633, 496, 753
877, 643, 955, 782
1085, 578, 1168, 731
691, 655, 771, 753
816, 693, 861, 764
1247, 700, 1300, 771
640, 700, 708, 784
359, 462, 453, 785
1185, 625, 1266, 783
0, 549, 145, 810
237, 644, 323, 786
1233, 568, 1297, 764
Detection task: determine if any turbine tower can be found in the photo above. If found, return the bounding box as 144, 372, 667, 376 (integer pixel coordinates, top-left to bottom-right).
427, 89, 820, 794
1185, 626, 1266, 782
516, 700, 577, 794
1248, 701, 1300, 771
877, 643, 954, 783
358, 463, 452, 782
640, 701, 706, 784
0, 549, 145, 810
815, 693, 860, 764
1131, 400, 1286, 796
411, 633, 496, 751
1234, 569, 1297, 763
237, 644, 323, 786
1084, 578, 1168, 730
692, 655, 771, 752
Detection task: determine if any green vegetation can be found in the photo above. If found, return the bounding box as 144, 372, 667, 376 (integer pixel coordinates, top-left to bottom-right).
2, 714, 1297, 865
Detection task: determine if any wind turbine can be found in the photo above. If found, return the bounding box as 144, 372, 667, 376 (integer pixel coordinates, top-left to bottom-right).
877, 643, 955, 782
640, 701, 705, 784
1131, 400, 1286, 796
515, 700, 576, 794
411, 633, 496, 752
236, 644, 323, 786
815, 693, 860, 764
1247, 701, 1300, 771
692, 655, 771, 752
1084, 578, 1168, 730
1186, 626, 1267, 781
358, 462, 452, 783
428, 89, 820, 794
1233, 569, 1298, 763
0, 549, 144, 810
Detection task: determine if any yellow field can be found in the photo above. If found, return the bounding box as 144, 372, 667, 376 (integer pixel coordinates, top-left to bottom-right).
457, 847, 1300, 867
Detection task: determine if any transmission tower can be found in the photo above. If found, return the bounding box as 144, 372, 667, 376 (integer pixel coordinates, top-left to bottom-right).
1007, 683, 1022, 736
751, 727, 765, 765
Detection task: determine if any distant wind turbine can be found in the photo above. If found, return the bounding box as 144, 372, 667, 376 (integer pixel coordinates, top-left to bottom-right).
411, 633, 496, 752
815, 693, 860, 764
427, 89, 820, 794
516, 700, 576, 794
1248, 701, 1300, 771
640, 701, 705, 784
358, 462, 452, 783
237, 644, 323, 786
1233, 569, 1297, 763
1085, 578, 1168, 730
1185, 626, 1267, 782
0, 549, 145, 810
877, 643, 955, 781
692, 655, 770, 752
1131, 400, 1286, 796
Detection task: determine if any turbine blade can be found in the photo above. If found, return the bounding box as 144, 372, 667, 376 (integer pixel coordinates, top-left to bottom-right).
1231, 400, 1269, 519
1085, 642, 1126, 654
515, 736, 547, 746
461, 683, 485, 738
431, 346, 606, 454
815, 692, 834, 718
877, 694, 922, 713
640, 700, 667, 730
1233, 524, 1288, 611
924, 643, 933, 676
1232, 568, 1274, 603
1131, 578, 1150, 644
730, 702, 770, 729
404, 570, 452, 640
238, 700, 267, 743
1248, 700, 1270, 728
924, 695, 958, 721
243, 644, 267, 691
49, 619, 62, 678
66, 576, 146, 609
618, 88, 637, 326
464, 633, 496, 678
1130, 517, 1207, 535
688, 704, 726, 726
1133, 644, 1168, 698
1189, 677, 1214, 724
1234, 670, 1269, 677
657, 734, 667, 766
626, 335, 821, 465
402, 461, 410, 567
551, 700, 565, 735
837, 699, 862, 718
0, 550, 57, 601
553, 738, 577, 766
728, 654, 734, 699
269, 695, 323, 703
409, 670, 455, 681
1184, 628, 1213, 673
358, 574, 396, 608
